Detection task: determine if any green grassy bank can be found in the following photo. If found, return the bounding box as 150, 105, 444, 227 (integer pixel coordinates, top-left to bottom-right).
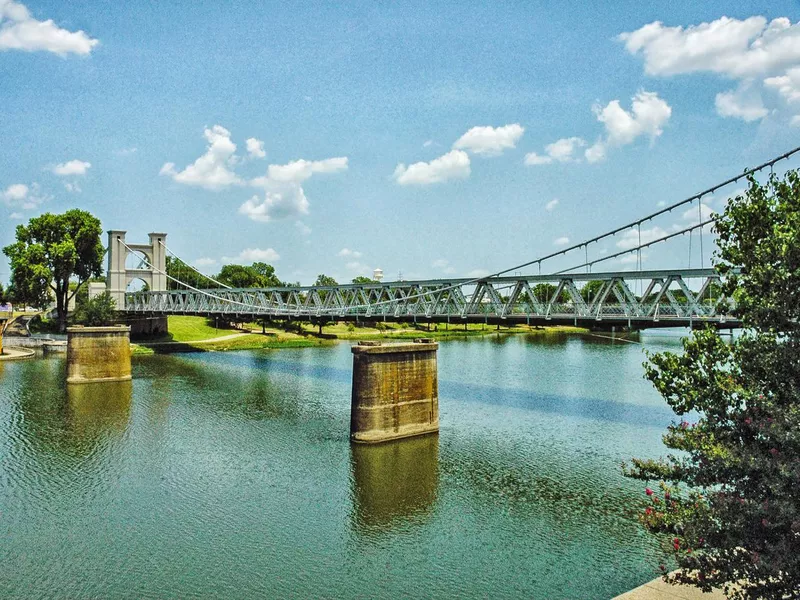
131, 316, 587, 355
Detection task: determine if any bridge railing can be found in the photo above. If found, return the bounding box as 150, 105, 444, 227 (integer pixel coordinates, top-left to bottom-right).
122, 268, 738, 326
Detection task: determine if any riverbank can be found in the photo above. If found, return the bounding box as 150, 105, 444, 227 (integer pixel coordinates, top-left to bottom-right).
130, 316, 588, 355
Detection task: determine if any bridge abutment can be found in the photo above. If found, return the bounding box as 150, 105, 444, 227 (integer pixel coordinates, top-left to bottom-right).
350, 340, 439, 443
66, 326, 132, 384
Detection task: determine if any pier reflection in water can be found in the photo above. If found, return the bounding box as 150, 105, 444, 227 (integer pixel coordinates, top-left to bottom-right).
66, 380, 133, 438
350, 433, 439, 530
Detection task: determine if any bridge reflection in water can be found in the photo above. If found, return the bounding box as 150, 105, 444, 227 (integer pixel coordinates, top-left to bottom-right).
350, 433, 439, 530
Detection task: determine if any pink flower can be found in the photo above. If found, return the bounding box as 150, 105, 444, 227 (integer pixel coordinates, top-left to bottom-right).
770, 448, 779, 457
744, 418, 752, 425
645, 487, 653, 496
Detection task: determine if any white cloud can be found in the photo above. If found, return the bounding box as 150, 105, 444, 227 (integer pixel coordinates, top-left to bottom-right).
554, 236, 570, 246
239, 189, 309, 222
51, 159, 90, 176
394, 149, 470, 185
243, 156, 348, 222
525, 137, 586, 166
619, 16, 800, 78
160, 125, 242, 190
432, 258, 455, 274
9, 211, 23, 219
295, 221, 311, 236
619, 252, 648, 265
423, 139, 433, 148
620, 16, 800, 123
222, 248, 280, 264
765, 67, 800, 103
452, 123, 524, 155
467, 269, 489, 278
545, 199, 559, 212
345, 261, 370, 274
114, 147, 137, 156
0, 0, 99, 56
258, 157, 348, 185
246, 137, 266, 159
194, 257, 217, 267
715, 83, 768, 121
64, 182, 81, 193
338, 248, 362, 259
2, 181, 48, 209
586, 91, 671, 162
616, 226, 669, 249
682, 202, 714, 232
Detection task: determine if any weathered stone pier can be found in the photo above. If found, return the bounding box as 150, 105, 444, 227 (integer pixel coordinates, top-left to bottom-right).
66, 325, 132, 384
350, 339, 439, 443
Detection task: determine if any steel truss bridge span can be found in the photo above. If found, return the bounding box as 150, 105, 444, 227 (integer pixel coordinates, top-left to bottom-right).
123, 268, 740, 329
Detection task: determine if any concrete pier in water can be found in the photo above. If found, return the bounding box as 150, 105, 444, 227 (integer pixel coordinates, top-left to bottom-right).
66, 325, 132, 384
350, 339, 439, 443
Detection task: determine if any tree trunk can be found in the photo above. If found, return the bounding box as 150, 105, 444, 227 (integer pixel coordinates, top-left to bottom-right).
56, 281, 67, 332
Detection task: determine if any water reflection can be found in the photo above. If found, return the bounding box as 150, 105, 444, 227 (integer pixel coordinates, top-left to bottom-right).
66, 380, 132, 438
350, 434, 439, 531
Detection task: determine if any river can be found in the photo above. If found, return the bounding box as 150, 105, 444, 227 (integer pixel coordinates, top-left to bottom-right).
0, 332, 684, 598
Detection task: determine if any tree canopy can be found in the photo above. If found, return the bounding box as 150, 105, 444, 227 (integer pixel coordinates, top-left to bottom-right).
626, 171, 800, 599
315, 274, 338, 287
351, 275, 374, 284
3, 210, 104, 331
216, 263, 283, 288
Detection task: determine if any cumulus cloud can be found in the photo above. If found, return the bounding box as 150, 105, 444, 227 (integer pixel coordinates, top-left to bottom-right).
586, 91, 672, 163
616, 226, 669, 249
545, 199, 559, 211
393, 149, 470, 185
0, 0, 99, 56
554, 236, 570, 246
161, 125, 243, 190
432, 258, 456, 274
715, 82, 769, 121
255, 157, 348, 185
525, 137, 587, 166
51, 159, 90, 176
194, 257, 217, 267
241, 156, 348, 222
620, 16, 800, 122
619, 16, 800, 78
452, 123, 524, 155
222, 248, 280, 264
246, 137, 266, 159
338, 248, 362, 259
2, 181, 48, 210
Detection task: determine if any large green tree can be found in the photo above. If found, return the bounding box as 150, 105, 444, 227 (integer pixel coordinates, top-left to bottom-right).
626, 171, 800, 599
3, 210, 104, 331
216, 263, 283, 288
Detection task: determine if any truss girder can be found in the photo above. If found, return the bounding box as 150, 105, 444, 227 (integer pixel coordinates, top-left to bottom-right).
122, 270, 736, 325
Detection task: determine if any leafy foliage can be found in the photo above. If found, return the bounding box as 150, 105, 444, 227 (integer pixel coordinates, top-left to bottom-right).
315, 274, 338, 287
73, 292, 116, 326
626, 172, 800, 599
217, 263, 283, 288
3, 210, 104, 331
351, 276, 375, 284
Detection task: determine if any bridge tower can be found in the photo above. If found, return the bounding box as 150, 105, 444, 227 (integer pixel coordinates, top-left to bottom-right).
104, 230, 168, 308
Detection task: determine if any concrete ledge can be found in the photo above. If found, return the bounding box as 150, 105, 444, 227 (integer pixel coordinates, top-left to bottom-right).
0, 347, 36, 361
614, 576, 726, 600
351, 340, 438, 355
67, 325, 131, 384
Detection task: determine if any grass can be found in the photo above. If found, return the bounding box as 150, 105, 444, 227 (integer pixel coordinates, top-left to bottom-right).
129, 315, 589, 355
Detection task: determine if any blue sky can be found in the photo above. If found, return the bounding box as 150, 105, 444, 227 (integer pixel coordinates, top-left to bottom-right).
3, 1, 800, 285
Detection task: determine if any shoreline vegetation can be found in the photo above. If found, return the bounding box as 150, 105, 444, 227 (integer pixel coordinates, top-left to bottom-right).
130, 316, 588, 355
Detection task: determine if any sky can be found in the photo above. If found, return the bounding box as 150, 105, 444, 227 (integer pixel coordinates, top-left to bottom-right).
3, 1, 800, 286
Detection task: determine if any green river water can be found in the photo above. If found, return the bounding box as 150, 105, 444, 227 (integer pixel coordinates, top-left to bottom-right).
0, 332, 684, 599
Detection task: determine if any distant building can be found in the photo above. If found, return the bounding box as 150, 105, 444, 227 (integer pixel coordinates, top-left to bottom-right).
373, 268, 384, 282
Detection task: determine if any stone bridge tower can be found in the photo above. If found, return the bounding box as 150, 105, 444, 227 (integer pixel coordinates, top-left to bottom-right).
103, 231, 168, 308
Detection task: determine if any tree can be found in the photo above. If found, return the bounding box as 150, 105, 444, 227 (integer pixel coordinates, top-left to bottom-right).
166, 256, 206, 290
315, 274, 338, 287
73, 292, 116, 326
216, 263, 282, 288
351, 275, 374, 284
580, 280, 606, 303
3, 210, 104, 331
625, 171, 800, 599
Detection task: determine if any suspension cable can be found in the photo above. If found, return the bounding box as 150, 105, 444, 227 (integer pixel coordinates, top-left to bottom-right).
158, 240, 231, 289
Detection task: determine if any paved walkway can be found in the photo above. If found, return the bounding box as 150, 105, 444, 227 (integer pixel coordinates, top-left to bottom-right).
136, 332, 252, 346
0, 346, 35, 360
615, 576, 726, 599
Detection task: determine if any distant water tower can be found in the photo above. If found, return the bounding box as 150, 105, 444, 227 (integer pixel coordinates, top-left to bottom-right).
373, 268, 384, 282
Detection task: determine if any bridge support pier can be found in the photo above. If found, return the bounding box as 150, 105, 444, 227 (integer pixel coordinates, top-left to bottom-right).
66, 326, 132, 384
350, 340, 439, 443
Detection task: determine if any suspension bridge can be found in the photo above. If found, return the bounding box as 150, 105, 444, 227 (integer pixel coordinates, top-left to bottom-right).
98, 147, 800, 330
